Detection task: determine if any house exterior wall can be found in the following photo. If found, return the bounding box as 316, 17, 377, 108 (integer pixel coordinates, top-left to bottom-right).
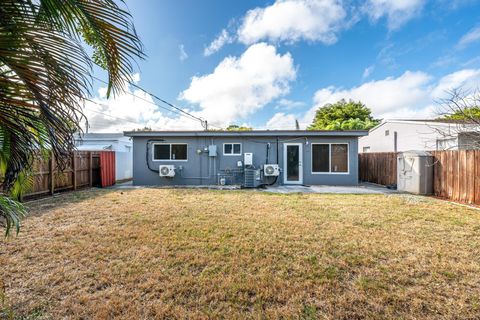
115, 151, 133, 181
359, 121, 460, 153
131, 135, 360, 186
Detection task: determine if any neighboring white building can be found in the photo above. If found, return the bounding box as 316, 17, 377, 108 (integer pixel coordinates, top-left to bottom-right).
359, 120, 479, 153
75, 133, 133, 181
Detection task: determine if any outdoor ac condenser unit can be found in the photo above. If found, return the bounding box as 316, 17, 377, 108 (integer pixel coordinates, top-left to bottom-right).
263, 164, 280, 177
159, 165, 175, 177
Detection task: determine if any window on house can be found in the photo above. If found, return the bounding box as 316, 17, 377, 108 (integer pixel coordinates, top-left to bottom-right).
312, 144, 330, 172
385, 130, 390, 136
363, 146, 370, 153
171, 144, 187, 160
153, 144, 187, 160
312, 143, 349, 173
223, 143, 242, 155
331, 144, 348, 172
436, 138, 457, 150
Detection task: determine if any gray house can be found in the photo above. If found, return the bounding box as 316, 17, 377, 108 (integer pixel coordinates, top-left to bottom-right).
124, 130, 367, 187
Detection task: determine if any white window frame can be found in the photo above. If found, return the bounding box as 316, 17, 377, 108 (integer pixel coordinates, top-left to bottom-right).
152, 143, 188, 161
311, 143, 349, 175
223, 142, 242, 156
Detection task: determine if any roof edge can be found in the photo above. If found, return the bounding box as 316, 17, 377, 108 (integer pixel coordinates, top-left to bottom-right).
124, 130, 368, 137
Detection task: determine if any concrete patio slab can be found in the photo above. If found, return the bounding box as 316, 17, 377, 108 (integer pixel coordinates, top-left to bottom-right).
261, 183, 398, 194
111, 181, 397, 194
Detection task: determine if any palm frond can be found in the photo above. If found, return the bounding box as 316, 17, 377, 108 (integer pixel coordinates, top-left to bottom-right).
0, 195, 26, 236
0, 0, 144, 235
37, 0, 145, 96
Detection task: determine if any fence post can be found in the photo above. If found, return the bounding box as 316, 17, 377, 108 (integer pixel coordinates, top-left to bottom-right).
49, 152, 55, 195
72, 152, 77, 190
89, 152, 93, 187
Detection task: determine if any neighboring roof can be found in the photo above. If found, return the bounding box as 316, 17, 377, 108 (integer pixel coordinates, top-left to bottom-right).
124, 130, 368, 137
76, 132, 126, 139
76, 144, 113, 151
366, 119, 478, 133
390, 119, 478, 124
75, 132, 131, 142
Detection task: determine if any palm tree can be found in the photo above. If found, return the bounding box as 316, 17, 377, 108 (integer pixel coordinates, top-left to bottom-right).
0, 0, 144, 235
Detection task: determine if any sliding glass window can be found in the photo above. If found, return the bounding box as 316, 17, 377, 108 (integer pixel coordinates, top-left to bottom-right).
312, 143, 348, 173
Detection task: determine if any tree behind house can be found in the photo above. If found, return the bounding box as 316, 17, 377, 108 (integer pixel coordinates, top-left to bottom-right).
435, 89, 480, 149
226, 124, 253, 131
308, 100, 379, 130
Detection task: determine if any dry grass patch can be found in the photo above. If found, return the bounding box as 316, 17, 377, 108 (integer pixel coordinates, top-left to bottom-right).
1, 188, 480, 319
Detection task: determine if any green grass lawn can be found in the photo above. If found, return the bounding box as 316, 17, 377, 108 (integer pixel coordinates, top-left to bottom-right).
1, 188, 480, 319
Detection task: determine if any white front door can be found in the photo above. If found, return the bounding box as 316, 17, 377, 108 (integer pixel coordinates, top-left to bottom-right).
283, 143, 303, 184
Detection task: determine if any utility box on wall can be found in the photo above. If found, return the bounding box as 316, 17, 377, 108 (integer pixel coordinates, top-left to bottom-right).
208, 145, 217, 157
244, 153, 253, 166
397, 151, 433, 195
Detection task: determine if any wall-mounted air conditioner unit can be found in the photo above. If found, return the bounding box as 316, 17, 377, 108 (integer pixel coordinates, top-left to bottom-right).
159, 165, 175, 177
263, 164, 280, 177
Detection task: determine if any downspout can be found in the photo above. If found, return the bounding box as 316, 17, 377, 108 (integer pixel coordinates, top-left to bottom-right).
266, 142, 270, 164
199, 136, 203, 185
276, 137, 279, 164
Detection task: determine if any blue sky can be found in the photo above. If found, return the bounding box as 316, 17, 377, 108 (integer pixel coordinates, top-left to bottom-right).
86, 0, 480, 132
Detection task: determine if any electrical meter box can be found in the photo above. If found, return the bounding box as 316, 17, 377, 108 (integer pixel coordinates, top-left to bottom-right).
208, 145, 217, 157
244, 153, 253, 166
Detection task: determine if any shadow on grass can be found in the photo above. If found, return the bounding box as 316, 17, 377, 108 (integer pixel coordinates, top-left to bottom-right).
23, 187, 136, 218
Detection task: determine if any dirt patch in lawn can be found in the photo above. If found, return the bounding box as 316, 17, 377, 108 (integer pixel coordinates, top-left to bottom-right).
1, 188, 480, 319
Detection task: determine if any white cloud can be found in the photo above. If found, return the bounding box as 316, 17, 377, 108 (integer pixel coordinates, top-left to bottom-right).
457, 26, 480, 49
83, 74, 203, 133
237, 0, 347, 45
306, 71, 433, 121
180, 43, 296, 126
179, 44, 188, 61
362, 65, 375, 79
431, 69, 480, 98
363, 0, 425, 30
204, 29, 234, 56
204, 0, 424, 55
288, 68, 480, 127
265, 112, 299, 129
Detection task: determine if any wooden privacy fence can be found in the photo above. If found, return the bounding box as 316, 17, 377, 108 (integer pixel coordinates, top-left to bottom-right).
431, 150, 480, 205
22, 150, 115, 200
358, 152, 398, 186
359, 151, 480, 205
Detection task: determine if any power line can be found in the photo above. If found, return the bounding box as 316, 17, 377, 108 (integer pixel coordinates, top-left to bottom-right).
82, 98, 206, 132
110, 83, 201, 123
83, 98, 143, 126
92, 76, 222, 130
91, 76, 200, 123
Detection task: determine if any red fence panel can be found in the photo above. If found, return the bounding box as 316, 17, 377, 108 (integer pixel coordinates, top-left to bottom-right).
99, 151, 116, 187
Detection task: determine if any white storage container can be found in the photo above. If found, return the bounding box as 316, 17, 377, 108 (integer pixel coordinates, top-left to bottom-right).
397, 151, 434, 195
